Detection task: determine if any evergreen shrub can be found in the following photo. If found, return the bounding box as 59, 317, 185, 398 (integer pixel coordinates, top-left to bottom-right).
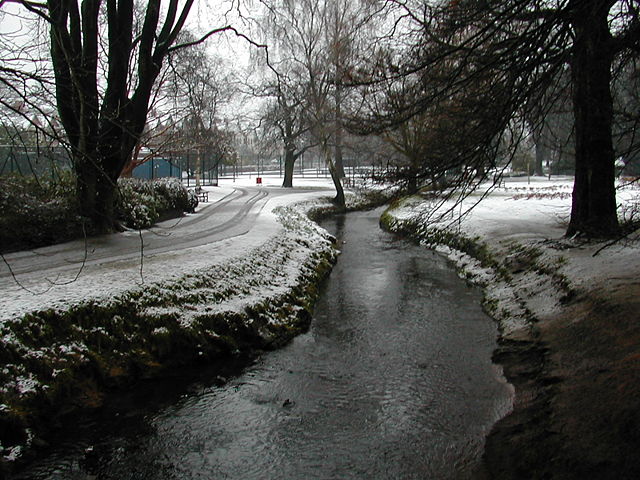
0, 175, 197, 252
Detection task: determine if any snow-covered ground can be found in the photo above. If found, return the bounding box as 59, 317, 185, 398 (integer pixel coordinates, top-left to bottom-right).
385, 176, 640, 339
384, 177, 640, 477
0, 176, 341, 325
5, 171, 637, 467
4, 172, 637, 360
1, 174, 358, 462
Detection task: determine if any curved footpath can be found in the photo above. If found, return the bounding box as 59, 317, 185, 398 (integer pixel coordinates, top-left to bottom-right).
381, 177, 640, 479
0, 177, 389, 476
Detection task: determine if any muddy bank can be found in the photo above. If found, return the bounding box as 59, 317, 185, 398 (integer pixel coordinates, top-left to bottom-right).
485, 283, 640, 479
380, 200, 640, 479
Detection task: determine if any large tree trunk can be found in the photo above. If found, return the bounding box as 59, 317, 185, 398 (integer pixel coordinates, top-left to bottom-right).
335, 140, 345, 179
282, 147, 296, 188
567, 1, 619, 237
94, 170, 119, 232
73, 150, 120, 232
407, 166, 419, 194
322, 142, 345, 208
47, 0, 194, 234
75, 157, 99, 223
407, 175, 418, 194
534, 143, 544, 176
334, 86, 346, 179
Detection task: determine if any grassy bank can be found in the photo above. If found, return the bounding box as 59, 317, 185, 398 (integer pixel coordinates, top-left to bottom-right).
0, 201, 336, 474
0, 185, 397, 476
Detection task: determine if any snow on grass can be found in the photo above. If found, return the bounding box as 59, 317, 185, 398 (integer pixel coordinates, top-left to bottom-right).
383, 176, 640, 339
132, 203, 338, 330
0, 184, 324, 324
0, 180, 352, 462
0, 173, 402, 464
0, 173, 393, 325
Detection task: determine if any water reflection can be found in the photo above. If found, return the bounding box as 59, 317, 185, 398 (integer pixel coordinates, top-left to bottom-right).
15, 208, 512, 480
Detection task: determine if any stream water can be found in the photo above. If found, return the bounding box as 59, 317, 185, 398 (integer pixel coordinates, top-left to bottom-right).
15, 209, 512, 479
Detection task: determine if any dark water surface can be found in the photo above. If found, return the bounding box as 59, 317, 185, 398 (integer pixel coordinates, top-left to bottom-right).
16, 209, 512, 479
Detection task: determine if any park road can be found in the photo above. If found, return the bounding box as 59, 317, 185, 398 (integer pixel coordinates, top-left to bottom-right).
0, 184, 332, 323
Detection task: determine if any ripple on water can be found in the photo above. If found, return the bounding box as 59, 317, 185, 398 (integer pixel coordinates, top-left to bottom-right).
15, 209, 512, 480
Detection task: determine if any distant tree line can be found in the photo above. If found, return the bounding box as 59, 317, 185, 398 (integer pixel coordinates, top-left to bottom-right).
1, 0, 638, 238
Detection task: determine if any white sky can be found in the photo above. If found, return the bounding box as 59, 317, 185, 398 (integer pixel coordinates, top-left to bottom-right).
0, 1, 266, 125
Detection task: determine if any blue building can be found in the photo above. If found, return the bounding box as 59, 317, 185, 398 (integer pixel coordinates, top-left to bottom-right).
132, 157, 182, 180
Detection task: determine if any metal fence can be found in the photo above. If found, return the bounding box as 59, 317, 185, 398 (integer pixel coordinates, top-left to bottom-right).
156, 150, 220, 186
0, 145, 72, 181
0, 144, 221, 186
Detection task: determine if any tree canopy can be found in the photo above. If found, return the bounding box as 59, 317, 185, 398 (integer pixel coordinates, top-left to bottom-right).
352, 0, 640, 237
1, 0, 639, 237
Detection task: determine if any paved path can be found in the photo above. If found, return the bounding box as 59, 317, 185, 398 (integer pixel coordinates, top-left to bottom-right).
1, 187, 270, 280
0, 184, 331, 322
0, 188, 272, 285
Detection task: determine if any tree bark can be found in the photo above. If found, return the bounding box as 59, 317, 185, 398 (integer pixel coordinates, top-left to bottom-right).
567, 1, 619, 237
334, 85, 346, 178
47, 0, 194, 233
407, 165, 418, 194
335, 137, 345, 179
120, 142, 143, 178
533, 133, 545, 177
282, 147, 296, 188
322, 142, 345, 208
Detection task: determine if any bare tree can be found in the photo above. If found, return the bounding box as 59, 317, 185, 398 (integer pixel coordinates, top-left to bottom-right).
354, 0, 640, 237
166, 35, 234, 185
45, 0, 200, 231
612, 54, 640, 176
253, 0, 385, 205
1, 4, 61, 145
251, 0, 339, 198
248, 63, 316, 188
3, 1, 244, 232
268, 85, 316, 188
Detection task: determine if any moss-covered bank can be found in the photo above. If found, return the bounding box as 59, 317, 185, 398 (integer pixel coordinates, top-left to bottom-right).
0, 202, 338, 475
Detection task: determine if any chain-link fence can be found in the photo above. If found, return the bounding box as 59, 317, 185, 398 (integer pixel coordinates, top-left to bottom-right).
0, 143, 221, 187
0, 144, 72, 181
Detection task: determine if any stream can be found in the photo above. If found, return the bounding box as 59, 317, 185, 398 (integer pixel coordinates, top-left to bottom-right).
15, 208, 512, 479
